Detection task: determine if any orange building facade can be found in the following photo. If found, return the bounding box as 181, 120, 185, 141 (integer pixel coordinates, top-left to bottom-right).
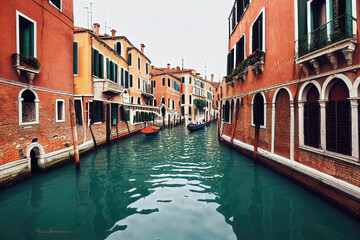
0, 0, 76, 188
221, 0, 360, 217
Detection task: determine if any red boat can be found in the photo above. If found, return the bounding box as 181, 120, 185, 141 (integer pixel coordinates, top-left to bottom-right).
141, 126, 161, 136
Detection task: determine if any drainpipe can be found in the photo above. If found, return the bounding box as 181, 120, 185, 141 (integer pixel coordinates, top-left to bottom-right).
69, 99, 80, 170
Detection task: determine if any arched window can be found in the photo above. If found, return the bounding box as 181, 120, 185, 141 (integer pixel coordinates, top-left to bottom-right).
161, 97, 165, 105
326, 80, 351, 155
19, 89, 39, 125
224, 100, 230, 123
230, 99, 234, 123
137, 97, 141, 105
304, 85, 320, 148
253, 93, 265, 127
130, 96, 134, 104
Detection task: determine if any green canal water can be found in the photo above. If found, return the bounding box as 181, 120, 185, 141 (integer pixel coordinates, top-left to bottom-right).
0, 124, 359, 240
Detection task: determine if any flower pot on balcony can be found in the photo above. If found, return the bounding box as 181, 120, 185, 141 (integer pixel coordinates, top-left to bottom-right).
12, 53, 41, 84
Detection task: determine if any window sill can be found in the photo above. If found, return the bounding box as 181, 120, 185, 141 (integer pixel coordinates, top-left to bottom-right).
251, 123, 266, 129
56, 120, 65, 123
93, 122, 103, 125
299, 145, 360, 166
20, 121, 39, 126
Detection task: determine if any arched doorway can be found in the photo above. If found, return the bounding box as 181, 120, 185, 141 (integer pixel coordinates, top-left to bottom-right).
26, 143, 45, 173
274, 89, 291, 158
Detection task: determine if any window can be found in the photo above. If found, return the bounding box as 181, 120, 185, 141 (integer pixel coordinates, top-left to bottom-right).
19, 89, 39, 125
227, 48, 235, 75
173, 81, 180, 92
56, 100, 65, 122
17, 12, 36, 57
253, 93, 265, 127
304, 85, 320, 148
236, 0, 250, 22
168, 78, 171, 87
107, 61, 117, 82
168, 98, 171, 108
138, 78, 141, 90
125, 70, 129, 88
152, 80, 156, 88
311, 0, 327, 30
236, 35, 245, 67
223, 101, 230, 123
130, 97, 134, 104
181, 94, 185, 104
111, 103, 118, 126
189, 107, 192, 115
181, 77, 185, 83
121, 68, 124, 86
154, 99, 157, 106
251, 10, 265, 53
146, 63, 149, 74
73, 42, 78, 75
161, 97, 165, 105
172, 100, 175, 110
326, 80, 351, 155
114, 42, 121, 55
162, 77, 165, 86
128, 53, 132, 66
49, 0, 62, 11
90, 101, 103, 123
143, 81, 148, 93
189, 95, 192, 105
137, 97, 141, 105
74, 100, 83, 125
106, 58, 110, 79
92, 48, 104, 79
130, 74, 133, 88
138, 57, 141, 70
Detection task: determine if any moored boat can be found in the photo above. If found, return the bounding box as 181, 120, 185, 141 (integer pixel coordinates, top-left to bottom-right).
141, 126, 161, 136
187, 123, 206, 131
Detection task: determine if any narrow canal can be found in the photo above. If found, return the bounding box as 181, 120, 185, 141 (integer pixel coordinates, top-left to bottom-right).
0, 124, 359, 240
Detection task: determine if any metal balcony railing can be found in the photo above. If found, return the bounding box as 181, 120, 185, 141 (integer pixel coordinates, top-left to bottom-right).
296, 14, 356, 58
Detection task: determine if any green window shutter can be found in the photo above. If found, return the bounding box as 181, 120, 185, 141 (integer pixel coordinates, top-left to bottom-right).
29, 22, 34, 57
121, 68, 124, 86
73, 42, 78, 75
115, 64, 118, 83
106, 58, 110, 79
99, 54, 104, 79
298, 0, 308, 38
96, 101, 103, 122
94, 50, 99, 77
111, 104, 118, 126
125, 71, 129, 88
110, 61, 114, 81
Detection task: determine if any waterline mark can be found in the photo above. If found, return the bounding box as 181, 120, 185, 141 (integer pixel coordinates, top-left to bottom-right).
35, 228, 74, 235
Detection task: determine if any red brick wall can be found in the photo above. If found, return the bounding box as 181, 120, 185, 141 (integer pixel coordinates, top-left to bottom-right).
0, 83, 73, 165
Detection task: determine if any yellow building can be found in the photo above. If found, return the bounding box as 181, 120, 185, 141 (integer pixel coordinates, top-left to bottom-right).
73, 24, 158, 147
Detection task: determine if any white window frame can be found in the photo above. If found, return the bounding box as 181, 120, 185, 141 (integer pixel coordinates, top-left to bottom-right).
56, 99, 65, 123
18, 89, 40, 126
249, 7, 266, 54
16, 11, 37, 58
251, 92, 267, 129
49, 0, 62, 11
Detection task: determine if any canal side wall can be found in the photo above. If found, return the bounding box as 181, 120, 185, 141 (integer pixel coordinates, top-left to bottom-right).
221, 135, 360, 219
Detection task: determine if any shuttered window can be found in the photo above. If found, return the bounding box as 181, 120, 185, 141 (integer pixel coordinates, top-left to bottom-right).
146, 63, 149, 74
110, 61, 114, 80
111, 104, 118, 126
252, 13, 263, 53
236, 36, 245, 67
92, 49, 104, 79
326, 81, 351, 155
121, 68, 124, 86
304, 86, 320, 148
73, 42, 78, 75
106, 58, 110, 79
74, 100, 83, 125
125, 71, 129, 88
227, 49, 235, 75
19, 15, 35, 57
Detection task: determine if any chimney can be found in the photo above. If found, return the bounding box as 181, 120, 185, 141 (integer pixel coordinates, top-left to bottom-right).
167, 63, 170, 70
111, 29, 116, 38
211, 74, 214, 83
140, 44, 145, 54
93, 23, 100, 36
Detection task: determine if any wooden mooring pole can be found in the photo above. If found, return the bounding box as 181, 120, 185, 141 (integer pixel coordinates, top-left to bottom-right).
69, 99, 80, 170
254, 124, 260, 165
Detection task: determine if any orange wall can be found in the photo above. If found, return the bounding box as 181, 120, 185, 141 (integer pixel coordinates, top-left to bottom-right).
0, 0, 74, 93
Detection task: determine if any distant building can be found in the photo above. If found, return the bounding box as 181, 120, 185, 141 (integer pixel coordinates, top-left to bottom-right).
73, 24, 158, 147
221, 0, 360, 217
0, 0, 76, 188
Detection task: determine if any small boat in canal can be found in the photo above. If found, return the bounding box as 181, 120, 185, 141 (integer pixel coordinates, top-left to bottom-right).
187, 123, 206, 131
141, 126, 161, 136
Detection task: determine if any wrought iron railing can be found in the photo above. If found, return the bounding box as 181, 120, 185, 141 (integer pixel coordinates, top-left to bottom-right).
296, 14, 356, 58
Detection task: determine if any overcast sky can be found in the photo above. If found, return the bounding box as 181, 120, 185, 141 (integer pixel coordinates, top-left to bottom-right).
73, 0, 234, 82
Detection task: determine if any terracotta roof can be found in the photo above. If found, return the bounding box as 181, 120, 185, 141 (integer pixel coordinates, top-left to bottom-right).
150, 72, 181, 81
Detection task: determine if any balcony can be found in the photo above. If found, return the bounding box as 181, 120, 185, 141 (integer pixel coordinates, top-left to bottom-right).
295, 14, 357, 74
12, 53, 41, 84
94, 79, 124, 95
141, 86, 154, 98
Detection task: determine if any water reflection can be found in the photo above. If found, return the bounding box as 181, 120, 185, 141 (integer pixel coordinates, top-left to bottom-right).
0, 124, 359, 240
